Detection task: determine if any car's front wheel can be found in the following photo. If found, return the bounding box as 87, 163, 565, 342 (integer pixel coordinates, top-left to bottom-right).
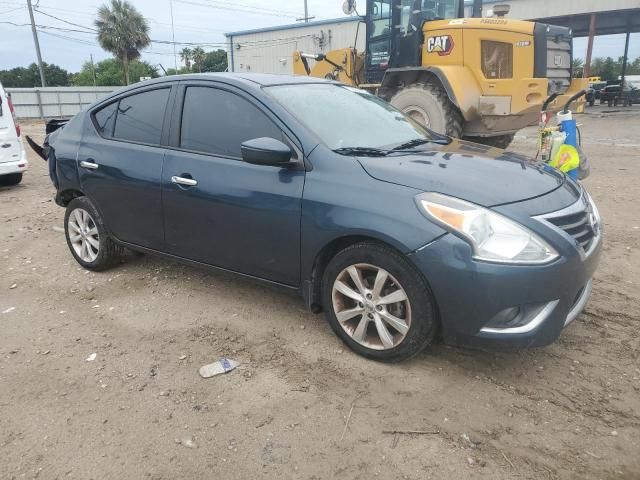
64, 197, 122, 271
322, 242, 438, 362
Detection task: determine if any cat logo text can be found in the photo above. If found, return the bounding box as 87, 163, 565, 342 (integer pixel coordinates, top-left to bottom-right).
426, 35, 454, 56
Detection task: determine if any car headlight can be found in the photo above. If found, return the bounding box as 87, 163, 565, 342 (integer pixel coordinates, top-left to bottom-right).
416, 193, 558, 264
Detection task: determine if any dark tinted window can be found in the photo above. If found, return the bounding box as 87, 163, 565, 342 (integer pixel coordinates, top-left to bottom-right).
113, 88, 170, 145
180, 87, 281, 157
93, 101, 118, 138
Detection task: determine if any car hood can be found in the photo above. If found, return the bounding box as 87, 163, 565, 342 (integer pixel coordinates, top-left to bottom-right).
356, 139, 566, 207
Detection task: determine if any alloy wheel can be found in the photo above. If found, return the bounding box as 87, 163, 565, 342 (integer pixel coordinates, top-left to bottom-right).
331, 263, 411, 350
68, 208, 100, 263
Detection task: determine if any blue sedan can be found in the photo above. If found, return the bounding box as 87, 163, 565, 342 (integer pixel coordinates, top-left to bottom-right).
35, 73, 601, 361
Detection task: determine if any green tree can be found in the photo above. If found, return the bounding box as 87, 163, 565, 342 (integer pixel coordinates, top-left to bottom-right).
72, 58, 158, 86
201, 49, 228, 73
572, 57, 584, 78
590, 56, 620, 82
191, 47, 206, 72
180, 48, 192, 71
95, 0, 151, 85
0, 63, 71, 88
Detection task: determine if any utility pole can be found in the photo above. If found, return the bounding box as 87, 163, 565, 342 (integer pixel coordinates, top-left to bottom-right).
26, 0, 46, 87
90, 54, 97, 87
297, 0, 314, 22
169, 0, 178, 72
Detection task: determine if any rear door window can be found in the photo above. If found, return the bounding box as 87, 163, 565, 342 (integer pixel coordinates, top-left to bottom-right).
113, 88, 170, 145
93, 101, 118, 138
179, 86, 282, 158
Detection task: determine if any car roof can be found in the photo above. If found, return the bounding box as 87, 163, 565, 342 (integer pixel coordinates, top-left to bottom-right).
92, 73, 337, 109
118, 72, 334, 90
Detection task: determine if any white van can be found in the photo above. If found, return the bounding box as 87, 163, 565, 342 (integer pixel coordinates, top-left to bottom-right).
0, 83, 28, 186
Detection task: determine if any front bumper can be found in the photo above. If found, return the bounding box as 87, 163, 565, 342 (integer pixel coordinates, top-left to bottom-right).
408, 230, 601, 349
0, 149, 28, 176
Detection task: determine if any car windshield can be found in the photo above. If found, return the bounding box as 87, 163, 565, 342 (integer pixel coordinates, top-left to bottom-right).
265, 83, 438, 151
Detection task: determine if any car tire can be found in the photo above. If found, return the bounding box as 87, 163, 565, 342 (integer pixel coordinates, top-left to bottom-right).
390, 82, 463, 138
321, 242, 438, 362
0, 173, 23, 186
64, 196, 122, 271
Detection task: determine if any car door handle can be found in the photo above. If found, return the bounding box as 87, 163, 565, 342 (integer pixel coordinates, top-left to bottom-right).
80, 160, 99, 170
171, 176, 198, 187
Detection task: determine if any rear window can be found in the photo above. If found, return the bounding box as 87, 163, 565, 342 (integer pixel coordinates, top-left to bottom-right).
93, 102, 118, 138
113, 88, 170, 145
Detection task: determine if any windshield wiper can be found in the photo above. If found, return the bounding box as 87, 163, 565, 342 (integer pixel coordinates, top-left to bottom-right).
391, 137, 450, 150
333, 146, 390, 157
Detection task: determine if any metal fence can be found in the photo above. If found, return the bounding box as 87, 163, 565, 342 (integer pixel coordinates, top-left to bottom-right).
6, 86, 118, 120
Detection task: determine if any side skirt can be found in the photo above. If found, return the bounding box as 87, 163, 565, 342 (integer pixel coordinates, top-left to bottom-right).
114, 239, 302, 297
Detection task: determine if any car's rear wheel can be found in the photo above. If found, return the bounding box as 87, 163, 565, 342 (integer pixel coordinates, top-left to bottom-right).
64, 197, 122, 271
322, 242, 437, 362
0, 173, 23, 186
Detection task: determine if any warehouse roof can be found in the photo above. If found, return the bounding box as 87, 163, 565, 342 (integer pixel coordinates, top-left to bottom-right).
225, 16, 360, 38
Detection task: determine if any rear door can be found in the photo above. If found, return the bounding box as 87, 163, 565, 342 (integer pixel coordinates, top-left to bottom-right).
161, 82, 305, 286
0, 90, 22, 165
77, 86, 173, 250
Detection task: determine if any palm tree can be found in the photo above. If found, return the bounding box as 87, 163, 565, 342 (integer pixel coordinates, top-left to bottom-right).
191, 47, 206, 73
180, 47, 192, 71
95, 0, 151, 85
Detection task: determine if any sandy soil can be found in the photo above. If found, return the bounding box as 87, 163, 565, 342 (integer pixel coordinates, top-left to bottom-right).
1, 106, 639, 480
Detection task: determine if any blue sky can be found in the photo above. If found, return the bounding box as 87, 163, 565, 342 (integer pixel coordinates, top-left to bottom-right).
0, 0, 638, 73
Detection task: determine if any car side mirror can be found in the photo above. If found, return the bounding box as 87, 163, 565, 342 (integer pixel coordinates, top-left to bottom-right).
241, 137, 293, 166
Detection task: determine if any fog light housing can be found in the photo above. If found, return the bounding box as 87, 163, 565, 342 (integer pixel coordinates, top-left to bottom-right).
481, 301, 558, 334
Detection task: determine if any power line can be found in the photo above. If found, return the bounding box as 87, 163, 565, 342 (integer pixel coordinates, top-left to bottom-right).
0, 21, 97, 34
0, 6, 23, 14
199, 0, 301, 16
2, 18, 315, 49
38, 29, 98, 46
174, 0, 299, 18
34, 7, 98, 32
28, 4, 242, 34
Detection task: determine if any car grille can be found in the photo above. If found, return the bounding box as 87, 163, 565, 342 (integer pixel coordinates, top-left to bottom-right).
539, 194, 600, 253
546, 209, 595, 251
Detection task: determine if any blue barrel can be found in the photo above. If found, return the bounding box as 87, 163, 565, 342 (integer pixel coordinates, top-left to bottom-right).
560, 119, 578, 147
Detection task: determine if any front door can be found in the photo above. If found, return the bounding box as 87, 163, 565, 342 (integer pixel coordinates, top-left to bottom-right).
161, 84, 304, 286
78, 86, 172, 250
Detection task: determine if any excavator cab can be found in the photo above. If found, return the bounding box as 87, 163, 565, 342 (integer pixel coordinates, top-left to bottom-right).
366, 0, 465, 83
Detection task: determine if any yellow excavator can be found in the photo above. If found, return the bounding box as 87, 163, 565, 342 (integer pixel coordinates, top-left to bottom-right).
293, 0, 587, 148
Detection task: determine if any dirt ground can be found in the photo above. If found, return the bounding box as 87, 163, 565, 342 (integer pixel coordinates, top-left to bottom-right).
1, 106, 639, 480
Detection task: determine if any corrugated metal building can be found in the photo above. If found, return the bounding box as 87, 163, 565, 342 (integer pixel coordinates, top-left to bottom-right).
7, 86, 117, 119
225, 17, 365, 75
